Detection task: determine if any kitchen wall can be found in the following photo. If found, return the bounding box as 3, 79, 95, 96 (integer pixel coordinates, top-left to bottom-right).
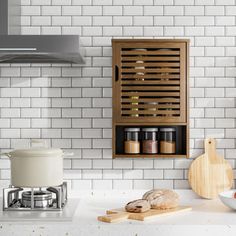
0, 0, 236, 190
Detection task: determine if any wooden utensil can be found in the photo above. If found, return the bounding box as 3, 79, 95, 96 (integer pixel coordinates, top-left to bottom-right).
188, 138, 233, 199
97, 206, 192, 223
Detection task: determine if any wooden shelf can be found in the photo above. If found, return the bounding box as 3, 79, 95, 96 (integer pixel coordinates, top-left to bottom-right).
115, 122, 188, 126
113, 154, 187, 159
112, 39, 189, 159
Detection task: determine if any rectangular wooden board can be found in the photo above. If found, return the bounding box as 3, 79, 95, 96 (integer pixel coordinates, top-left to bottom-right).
107, 206, 191, 221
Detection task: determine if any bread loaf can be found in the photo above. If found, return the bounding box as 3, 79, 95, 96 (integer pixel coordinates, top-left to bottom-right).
143, 189, 179, 210
125, 199, 150, 213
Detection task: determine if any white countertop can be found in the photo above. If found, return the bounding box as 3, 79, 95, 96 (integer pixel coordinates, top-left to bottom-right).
1, 190, 236, 236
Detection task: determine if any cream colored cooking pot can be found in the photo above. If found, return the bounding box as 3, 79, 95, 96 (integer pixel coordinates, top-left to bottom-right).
1, 142, 70, 188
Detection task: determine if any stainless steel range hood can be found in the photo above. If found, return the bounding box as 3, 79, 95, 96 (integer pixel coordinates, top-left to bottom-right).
0, 35, 85, 63
0, 0, 85, 64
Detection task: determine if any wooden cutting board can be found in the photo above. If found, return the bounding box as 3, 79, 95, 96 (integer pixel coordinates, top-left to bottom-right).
188, 138, 233, 199
97, 206, 192, 223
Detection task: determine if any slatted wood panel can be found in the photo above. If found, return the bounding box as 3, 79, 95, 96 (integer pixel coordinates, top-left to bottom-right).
112, 40, 188, 123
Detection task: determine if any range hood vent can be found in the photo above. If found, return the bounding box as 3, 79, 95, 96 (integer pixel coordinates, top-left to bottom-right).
0, 35, 85, 63
0, 0, 85, 64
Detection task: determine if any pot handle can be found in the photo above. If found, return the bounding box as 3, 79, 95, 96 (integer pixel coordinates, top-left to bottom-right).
63, 152, 74, 157
0, 152, 11, 158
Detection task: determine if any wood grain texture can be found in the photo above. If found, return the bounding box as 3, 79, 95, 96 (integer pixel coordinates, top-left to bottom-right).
188, 138, 233, 199
112, 39, 189, 158
112, 39, 188, 124
97, 212, 129, 223
97, 206, 192, 223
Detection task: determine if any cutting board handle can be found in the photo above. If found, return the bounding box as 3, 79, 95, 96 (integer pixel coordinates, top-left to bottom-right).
97, 212, 129, 223
204, 138, 217, 161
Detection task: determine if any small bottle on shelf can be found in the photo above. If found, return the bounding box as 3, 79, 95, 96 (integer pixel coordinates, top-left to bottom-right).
159, 127, 176, 154
131, 96, 139, 117
142, 128, 158, 154
124, 128, 140, 154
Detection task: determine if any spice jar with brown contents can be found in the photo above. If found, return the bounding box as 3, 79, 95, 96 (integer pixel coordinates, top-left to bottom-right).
142, 128, 158, 154
124, 128, 140, 154
160, 127, 176, 154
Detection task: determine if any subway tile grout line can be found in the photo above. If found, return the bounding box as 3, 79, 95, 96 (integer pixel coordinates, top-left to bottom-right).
0, 1, 235, 190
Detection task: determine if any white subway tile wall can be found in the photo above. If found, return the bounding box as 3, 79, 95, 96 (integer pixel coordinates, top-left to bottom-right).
0, 0, 235, 191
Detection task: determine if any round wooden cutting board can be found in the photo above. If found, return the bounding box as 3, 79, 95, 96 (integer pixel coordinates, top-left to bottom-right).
188, 138, 233, 199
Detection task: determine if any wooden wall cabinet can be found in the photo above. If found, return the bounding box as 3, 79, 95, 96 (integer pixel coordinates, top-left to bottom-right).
112, 39, 189, 158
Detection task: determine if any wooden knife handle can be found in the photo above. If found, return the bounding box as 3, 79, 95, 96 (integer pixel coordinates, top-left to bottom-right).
97, 212, 129, 223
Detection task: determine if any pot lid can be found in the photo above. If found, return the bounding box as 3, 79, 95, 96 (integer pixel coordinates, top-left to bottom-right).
9, 147, 63, 158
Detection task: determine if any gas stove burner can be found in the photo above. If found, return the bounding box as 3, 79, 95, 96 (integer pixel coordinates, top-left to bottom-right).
22, 190, 53, 208
3, 182, 67, 211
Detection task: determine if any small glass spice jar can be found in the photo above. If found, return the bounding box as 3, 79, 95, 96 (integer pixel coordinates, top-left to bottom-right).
130, 95, 139, 117
142, 128, 158, 154
160, 127, 176, 154
124, 128, 140, 154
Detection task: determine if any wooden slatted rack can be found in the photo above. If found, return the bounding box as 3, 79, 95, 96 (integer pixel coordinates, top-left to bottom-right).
112, 39, 189, 158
